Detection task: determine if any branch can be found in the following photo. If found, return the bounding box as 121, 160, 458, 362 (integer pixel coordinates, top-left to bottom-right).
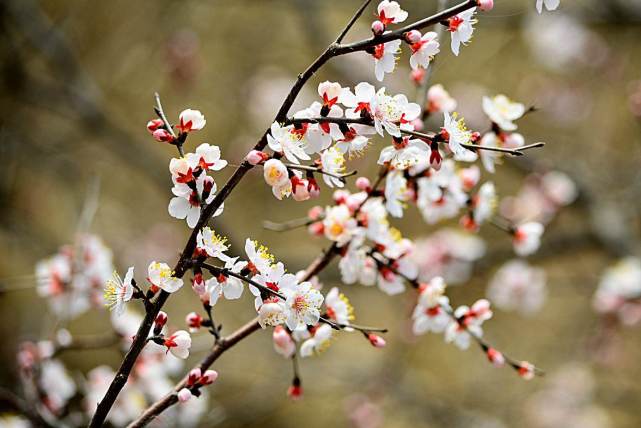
335, 0, 374, 44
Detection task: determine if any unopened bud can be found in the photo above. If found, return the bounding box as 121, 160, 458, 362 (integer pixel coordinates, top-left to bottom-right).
486, 347, 505, 368
154, 311, 168, 335
186, 312, 202, 332
477, 0, 494, 11
187, 368, 202, 386
405, 30, 421, 43
371, 20, 385, 36
355, 177, 371, 191
201, 370, 219, 385
177, 388, 193, 402
246, 150, 269, 165
147, 119, 164, 133
152, 128, 174, 143
367, 333, 386, 348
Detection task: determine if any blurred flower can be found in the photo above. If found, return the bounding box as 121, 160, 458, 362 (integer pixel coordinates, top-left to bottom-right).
487, 260, 547, 315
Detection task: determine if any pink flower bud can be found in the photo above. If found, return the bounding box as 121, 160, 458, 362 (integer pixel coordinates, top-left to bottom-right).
411, 118, 424, 131
200, 370, 219, 385
186, 312, 202, 331
154, 311, 168, 329
308, 222, 324, 236
288, 378, 302, 401
346, 196, 361, 212
307, 178, 320, 198
355, 177, 371, 191
405, 30, 421, 43
246, 150, 269, 165
518, 361, 535, 380
367, 333, 386, 348
147, 119, 164, 133
177, 388, 192, 402
486, 347, 505, 368
152, 128, 174, 143
187, 368, 202, 386
410, 68, 426, 85
477, 0, 494, 11
371, 20, 385, 36
307, 206, 324, 221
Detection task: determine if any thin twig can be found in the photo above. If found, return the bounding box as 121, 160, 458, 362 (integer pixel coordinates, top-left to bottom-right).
335, 0, 373, 44
263, 216, 316, 232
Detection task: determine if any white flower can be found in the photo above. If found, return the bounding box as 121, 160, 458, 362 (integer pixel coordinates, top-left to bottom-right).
487, 260, 547, 315
412, 296, 452, 335
178, 109, 206, 133
342, 82, 376, 118
339, 244, 377, 286
39, 359, 76, 412
377, 1, 408, 25
426, 84, 457, 114
186, 143, 227, 171
473, 182, 497, 226
371, 39, 402, 82
300, 324, 333, 357
294, 102, 344, 154
335, 126, 373, 158
384, 170, 409, 218
272, 326, 296, 358
593, 257, 641, 320
244, 239, 275, 276
103, 267, 135, 315
196, 227, 228, 259
448, 8, 476, 56
267, 122, 310, 164
536, 0, 560, 13
443, 112, 472, 156
263, 158, 289, 187
418, 276, 447, 308
513, 222, 544, 256
541, 171, 577, 206
258, 299, 288, 328
320, 147, 346, 188
378, 137, 429, 170
283, 281, 324, 330
323, 204, 357, 244
371, 88, 421, 137
445, 320, 480, 350
325, 287, 354, 326
148, 261, 183, 293
163, 330, 191, 359
318, 81, 343, 108
168, 176, 220, 228
482, 95, 526, 131
206, 256, 247, 306
409, 32, 440, 70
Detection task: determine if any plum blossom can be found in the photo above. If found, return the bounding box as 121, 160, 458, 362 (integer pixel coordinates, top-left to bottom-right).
409, 31, 440, 70
442, 112, 472, 156
103, 267, 135, 315
593, 257, 641, 325
300, 324, 333, 357
323, 204, 358, 245
371, 88, 421, 137
206, 257, 247, 306
267, 122, 310, 164
487, 260, 547, 315
283, 281, 324, 330
342, 82, 376, 118
39, 359, 76, 412
371, 39, 402, 82
273, 326, 296, 358
384, 170, 410, 218
448, 8, 476, 56
378, 137, 430, 170
186, 143, 227, 172
536, 0, 560, 13
482, 95, 526, 131
168, 172, 221, 228
258, 299, 288, 328
513, 222, 544, 256
320, 147, 346, 188
163, 330, 192, 359
377, 1, 408, 25
445, 299, 492, 350
324, 287, 354, 326
426, 84, 457, 114
294, 101, 344, 154
412, 277, 452, 335
196, 227, 228, 259
245, 239, 275, 276
177, 109, 206, 133
148, 261, 183, 293
263, 158, 289, 188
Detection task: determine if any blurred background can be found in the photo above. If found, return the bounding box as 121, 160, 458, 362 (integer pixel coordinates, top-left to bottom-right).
1, 0, 641, 427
